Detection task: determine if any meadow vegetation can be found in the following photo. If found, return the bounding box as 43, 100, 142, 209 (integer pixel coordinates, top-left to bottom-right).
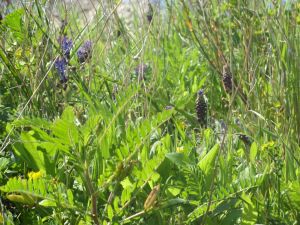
0, 0, 300, 224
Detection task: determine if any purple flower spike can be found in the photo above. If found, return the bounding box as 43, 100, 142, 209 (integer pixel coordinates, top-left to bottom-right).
198, 89, 204, 96
59, 36, 73, 59
54, 57, 68, 83
77, 41, 92, 63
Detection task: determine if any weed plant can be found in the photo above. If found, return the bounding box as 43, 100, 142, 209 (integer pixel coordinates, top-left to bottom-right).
0, 0, 299, 224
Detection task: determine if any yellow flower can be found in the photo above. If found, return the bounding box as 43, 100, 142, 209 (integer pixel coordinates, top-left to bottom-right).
28, 171, 44, 179
262, 141, 275, 151
176, 146, 184, 153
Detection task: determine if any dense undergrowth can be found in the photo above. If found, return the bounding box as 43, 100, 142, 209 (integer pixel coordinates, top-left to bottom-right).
0, 0, 300, 224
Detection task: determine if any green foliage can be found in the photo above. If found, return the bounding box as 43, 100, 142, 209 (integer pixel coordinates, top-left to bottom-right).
0, 0, 299, 224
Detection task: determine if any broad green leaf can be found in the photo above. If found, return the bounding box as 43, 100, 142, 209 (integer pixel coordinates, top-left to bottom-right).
107, 205, 114, 221
39, 199, 57, 207
0, 157, 10, 171
198, 143, 220, 188
166, 152, 190, 166
3, 9, 25, 41
14, 132, 43, 171
287, 182, 300, 211
167, 187, 181, 196
53, 107, 79, 146
249, 142, 257, 164
187, 201, 219, 223
7, 193, 35, 205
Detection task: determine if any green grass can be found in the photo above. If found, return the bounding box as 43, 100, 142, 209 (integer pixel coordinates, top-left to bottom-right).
0, 0, 300, 224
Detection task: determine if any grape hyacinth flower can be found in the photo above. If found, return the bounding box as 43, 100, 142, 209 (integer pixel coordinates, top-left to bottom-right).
58, 36, 73, 59
77, 41, 92, 63
54, 57, 68, 84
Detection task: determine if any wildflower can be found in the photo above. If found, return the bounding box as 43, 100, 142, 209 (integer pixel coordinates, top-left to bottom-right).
238, 134, 252, 146
77, 41, 92, 63
58, 36, 73, 59
222, 64, 233, 94
28, 171, 44, 179
54, 57, 68, 83
176, 146, 184, 153
196, 89, 207, 127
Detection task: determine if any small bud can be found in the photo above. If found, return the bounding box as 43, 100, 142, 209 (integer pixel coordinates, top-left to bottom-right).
144, 184, 160, 210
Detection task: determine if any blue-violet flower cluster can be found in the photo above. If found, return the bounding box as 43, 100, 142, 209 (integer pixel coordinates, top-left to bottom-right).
77, 41, 92, 63
54, 57, 68, 84
59, 36, 73, 59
